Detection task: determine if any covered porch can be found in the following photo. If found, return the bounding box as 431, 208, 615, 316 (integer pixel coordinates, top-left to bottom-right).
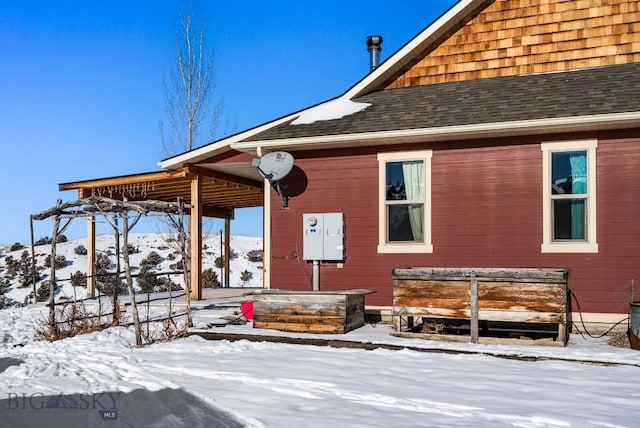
59, 163, 264, 299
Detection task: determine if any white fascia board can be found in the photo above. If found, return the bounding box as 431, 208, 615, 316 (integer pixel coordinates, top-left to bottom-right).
159, 112, 301, 170
230, 112, 640, 152
343, 0, 480, 100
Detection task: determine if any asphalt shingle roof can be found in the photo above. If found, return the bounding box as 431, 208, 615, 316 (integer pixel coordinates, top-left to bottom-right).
244, 62, 640, 142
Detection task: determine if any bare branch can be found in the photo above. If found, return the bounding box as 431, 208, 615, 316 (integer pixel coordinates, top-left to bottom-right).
161, 6, 220, 155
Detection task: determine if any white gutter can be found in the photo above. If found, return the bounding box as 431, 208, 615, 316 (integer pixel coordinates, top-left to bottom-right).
231, 112, 640, 153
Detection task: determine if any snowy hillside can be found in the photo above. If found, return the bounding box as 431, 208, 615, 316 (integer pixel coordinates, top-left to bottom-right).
0, 233, 263, 305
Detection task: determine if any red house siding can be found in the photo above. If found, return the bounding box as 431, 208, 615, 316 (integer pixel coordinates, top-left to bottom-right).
270, 130, 640, 314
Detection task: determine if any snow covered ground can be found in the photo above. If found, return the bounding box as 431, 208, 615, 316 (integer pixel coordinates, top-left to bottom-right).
1, 299, 640, 428
2, 234, 640, 427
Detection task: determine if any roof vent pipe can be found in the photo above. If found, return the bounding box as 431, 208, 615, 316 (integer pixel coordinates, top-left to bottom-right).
366, 35, 383, 71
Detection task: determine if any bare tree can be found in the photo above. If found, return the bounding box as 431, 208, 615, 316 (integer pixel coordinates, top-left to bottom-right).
158, 5, 226, 294
161, 6, 223, 154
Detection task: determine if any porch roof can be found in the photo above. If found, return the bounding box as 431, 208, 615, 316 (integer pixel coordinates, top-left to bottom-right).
58, 165, 264, 218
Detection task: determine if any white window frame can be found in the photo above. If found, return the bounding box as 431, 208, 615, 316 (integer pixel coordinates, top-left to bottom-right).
541, 139, 598, 253
377, 150, 433, 253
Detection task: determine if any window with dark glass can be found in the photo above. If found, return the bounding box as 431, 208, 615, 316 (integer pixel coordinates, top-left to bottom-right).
385, 160, 424, 242
551, 150, 587, 241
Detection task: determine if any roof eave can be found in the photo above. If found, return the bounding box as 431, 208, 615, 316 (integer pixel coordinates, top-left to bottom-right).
230, 112, 640, 155
158, 111, 302, 170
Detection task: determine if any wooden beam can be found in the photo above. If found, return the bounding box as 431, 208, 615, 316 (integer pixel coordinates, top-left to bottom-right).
190, 174, 203, 300
183, 163, 263, 189
202, 205, 234, 219
59, 170, 187, 191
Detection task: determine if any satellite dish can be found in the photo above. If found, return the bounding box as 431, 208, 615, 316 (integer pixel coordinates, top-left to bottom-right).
252, 151, 294, 208
254, 151, 294, 181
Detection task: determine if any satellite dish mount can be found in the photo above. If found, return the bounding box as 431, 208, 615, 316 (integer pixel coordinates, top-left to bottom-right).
252, 151, 294, 208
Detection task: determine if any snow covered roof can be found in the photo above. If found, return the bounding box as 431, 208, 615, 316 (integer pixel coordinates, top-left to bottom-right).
231, 63, 640, 153
290, 99, 371, 126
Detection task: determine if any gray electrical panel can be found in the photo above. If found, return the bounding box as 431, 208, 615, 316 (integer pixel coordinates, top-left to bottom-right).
303, 213, 344, 261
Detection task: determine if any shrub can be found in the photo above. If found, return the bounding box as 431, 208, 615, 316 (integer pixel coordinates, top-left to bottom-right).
122, 244, 137, 254
0, 278, 10, 294
240, 270, 253, 284
169, 259, 185, 271
246, 249, 263, 263
202, 268, 220, 288
157, 280, 182, 292
35, 281, 55, 302
74, 245, 88, 255
71, 271, 87, 288
18, 251, 38, 287
36, 299, 112, 341
56, 235, 68, 243
140, 251, 162, 268
96, 253, 111, 272
214, 256, 223, 269
4, 255, 18, 277
96, 276, 126, 296
35, 237, 51, 246
136, 266, 158, 294
44, 254, 67, 269
0, 295, 21, 310
10, 243, 25, 252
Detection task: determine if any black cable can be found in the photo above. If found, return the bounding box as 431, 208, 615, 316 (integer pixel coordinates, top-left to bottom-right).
222, 304, 254, 325
273, 244, 311, 286
569, 289, 629, 339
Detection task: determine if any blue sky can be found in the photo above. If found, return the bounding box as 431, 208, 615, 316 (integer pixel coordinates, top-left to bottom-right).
0, 0, 455, 245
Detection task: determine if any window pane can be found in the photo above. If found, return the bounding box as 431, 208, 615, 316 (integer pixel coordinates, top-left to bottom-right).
388, 204, 423, 242
551, 151, 587, 195
386, 160, 424, 201
386, 162, 407, 200
553, 199, 586, 240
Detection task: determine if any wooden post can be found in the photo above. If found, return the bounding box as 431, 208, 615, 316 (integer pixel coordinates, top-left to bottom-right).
224, 217, 231, 288
470, 274, 479, 344
178, 198, 192, 326
121, 203, 142, 347
86, 215, 96, 297
48, 210, 61, 337
190, 174, 203, 300
29, 215, 37, 305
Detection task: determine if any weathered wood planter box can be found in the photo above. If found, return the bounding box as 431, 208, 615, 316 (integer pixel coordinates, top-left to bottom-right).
392, 268, 569, 346
252, 289, 373, 334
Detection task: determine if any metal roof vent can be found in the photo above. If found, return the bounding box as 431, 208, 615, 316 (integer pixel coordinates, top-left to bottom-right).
366, 35, 383, 71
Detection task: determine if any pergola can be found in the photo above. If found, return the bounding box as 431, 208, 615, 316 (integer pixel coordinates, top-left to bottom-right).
59, 164, 264, 299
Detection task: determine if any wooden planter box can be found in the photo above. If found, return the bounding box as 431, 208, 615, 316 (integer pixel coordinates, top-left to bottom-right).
392, 268, 569, 346
252, 289, 373, 334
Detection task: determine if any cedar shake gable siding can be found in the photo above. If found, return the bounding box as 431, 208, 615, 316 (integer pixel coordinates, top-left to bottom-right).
386, 0, 640, 88
243, 62, 640, 143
